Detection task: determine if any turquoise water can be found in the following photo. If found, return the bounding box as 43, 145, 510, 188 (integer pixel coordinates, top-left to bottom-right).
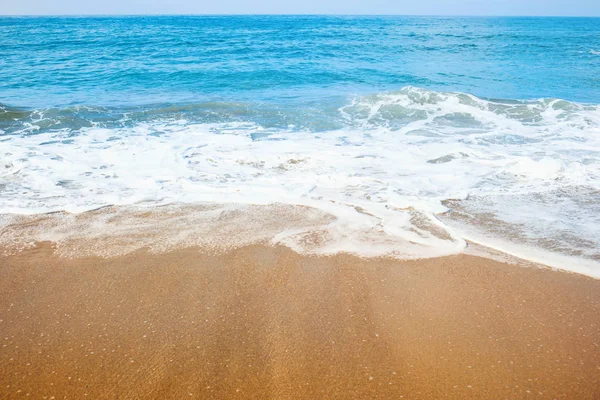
2, 16, 600, 107
1, 16, 599, 132
1, 16, 599, 275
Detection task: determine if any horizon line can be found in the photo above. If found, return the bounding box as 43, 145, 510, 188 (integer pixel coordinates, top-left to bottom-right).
1, 13, 600, 18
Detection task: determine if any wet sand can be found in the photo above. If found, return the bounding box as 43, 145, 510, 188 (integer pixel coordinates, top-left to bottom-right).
1, 243, 599, 399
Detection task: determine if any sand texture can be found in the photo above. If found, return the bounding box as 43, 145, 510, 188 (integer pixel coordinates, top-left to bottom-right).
1, 243, 599, 399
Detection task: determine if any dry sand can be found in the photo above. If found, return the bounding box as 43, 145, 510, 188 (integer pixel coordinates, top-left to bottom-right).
1, 243, 599, 399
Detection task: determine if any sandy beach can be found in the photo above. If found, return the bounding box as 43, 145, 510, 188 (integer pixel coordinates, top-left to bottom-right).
1, 241, 599, 399
3, 9, 600, 400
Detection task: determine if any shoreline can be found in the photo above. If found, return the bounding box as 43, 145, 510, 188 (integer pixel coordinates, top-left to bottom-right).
1, 242, 599, 399
2, 201, 599, 279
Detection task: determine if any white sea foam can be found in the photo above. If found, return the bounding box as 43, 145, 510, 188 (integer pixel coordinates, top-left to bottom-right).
1, 88, 599, 276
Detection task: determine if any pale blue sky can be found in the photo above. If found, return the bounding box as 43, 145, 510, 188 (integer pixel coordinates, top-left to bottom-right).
2, 0, 600, 16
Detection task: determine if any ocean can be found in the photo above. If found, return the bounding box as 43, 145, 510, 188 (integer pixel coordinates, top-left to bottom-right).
1, 16, 599, 275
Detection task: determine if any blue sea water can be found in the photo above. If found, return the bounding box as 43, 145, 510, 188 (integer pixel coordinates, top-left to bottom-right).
1, 16, 599, 275
2, 16, 600, 107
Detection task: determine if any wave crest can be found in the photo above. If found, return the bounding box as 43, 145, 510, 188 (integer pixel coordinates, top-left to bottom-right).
340, 86, 599, 132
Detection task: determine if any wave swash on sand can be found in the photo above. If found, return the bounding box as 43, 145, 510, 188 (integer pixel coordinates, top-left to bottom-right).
2, 88, 599, 277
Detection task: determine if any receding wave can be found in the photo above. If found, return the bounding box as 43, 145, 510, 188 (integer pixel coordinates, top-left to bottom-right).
1, 87, 599, 276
